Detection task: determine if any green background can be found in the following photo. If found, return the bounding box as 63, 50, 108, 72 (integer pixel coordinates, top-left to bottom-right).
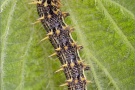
1, 0, 135, 90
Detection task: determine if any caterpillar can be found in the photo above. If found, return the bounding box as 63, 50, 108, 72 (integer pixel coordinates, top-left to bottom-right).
29, 0, 90, 90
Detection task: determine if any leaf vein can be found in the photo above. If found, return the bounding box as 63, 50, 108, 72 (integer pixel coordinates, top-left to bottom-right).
97, 0, 135, 52
0, 0, 18, 89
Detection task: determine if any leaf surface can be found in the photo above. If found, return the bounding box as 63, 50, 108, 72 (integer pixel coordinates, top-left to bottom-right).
1, 0, 135, 90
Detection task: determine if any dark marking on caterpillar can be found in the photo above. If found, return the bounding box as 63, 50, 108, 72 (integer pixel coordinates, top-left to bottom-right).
30, 0, 90, 90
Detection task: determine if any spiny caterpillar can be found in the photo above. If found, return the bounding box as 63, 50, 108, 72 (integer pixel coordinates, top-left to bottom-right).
29, 0, 90, 90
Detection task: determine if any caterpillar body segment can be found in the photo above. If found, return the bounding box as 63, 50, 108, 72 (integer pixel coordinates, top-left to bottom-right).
30, 0, 90, 89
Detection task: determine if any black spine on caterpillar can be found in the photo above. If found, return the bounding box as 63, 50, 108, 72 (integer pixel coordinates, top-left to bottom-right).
36, 0, 89, 90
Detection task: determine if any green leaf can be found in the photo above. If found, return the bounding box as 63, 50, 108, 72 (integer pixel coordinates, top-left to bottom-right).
1, 0, 135, 90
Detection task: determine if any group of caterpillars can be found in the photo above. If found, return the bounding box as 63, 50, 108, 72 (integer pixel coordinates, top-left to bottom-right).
29, 0, 90, 90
